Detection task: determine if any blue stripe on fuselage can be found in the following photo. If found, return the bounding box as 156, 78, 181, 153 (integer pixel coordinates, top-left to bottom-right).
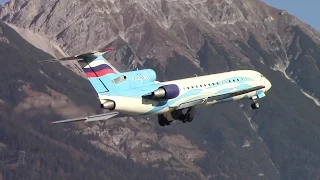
142, 89, 203, 115
140, 76, 255, 114
208, 77, 253, 89
99, 82, 163, 97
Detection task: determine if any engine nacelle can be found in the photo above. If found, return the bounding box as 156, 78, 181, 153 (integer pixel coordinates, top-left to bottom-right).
153, 84, 180, 99
100, 100, 116, 110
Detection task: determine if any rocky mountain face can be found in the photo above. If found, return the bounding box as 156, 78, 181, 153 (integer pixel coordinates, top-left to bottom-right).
5, 23, 86, 77
0, 21, 201, 180
1, 0, 320, 179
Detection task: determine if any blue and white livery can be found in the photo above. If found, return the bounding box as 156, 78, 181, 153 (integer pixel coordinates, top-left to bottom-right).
44, 49, 272, 126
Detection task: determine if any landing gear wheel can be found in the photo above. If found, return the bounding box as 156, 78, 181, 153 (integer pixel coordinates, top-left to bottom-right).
158, 114, 171, 126
251, 102, 260, 109
158, 118, 166, 126
180, 114, 194, 123
187, 116, 194, 122
171, 108, 195, 124
165, 120, 171, 126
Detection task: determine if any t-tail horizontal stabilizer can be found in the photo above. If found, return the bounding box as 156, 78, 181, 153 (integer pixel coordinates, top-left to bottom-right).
41, 57, 84, 63
39, 48, 114, 63
50, 112, 121, 124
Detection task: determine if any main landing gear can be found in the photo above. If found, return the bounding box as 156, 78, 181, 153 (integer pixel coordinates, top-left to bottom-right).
158, 107, 195, 126
251, 97, 260, 110
158, 114, 171, 126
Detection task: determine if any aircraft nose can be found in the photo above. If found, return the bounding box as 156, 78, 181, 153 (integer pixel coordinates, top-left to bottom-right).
265, 79, 272, 91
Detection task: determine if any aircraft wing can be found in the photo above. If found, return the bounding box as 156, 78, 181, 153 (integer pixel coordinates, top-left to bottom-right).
50, 111, 122, 124
172, 85, 265, 110
207, 85, 265, 102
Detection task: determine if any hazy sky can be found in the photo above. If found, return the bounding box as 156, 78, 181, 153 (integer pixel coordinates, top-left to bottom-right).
261, 0, 320, 30
0, 0, 318, 30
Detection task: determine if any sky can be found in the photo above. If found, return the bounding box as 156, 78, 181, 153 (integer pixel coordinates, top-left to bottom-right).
0, 0, 318, 30
261, 0, 320, 30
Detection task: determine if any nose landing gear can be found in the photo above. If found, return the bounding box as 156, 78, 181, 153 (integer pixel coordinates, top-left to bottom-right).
250, 96, 260, 109
251, 101, 260, 109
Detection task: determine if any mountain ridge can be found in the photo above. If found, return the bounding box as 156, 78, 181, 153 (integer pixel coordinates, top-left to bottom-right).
1, 0, 320, 179
0, 20, 201, 180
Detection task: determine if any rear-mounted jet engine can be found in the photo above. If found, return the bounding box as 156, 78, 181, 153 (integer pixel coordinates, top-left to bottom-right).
152, 84, 180, 99
100, 100, 116, 110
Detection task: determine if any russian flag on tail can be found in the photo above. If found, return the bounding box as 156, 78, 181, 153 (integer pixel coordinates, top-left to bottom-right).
83, 61, 115, 78
82, 47, 117, 78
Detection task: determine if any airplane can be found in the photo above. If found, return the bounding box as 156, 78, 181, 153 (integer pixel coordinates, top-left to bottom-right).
42, 48, 272, 126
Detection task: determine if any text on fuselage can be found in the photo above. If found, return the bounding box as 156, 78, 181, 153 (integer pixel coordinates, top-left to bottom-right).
132, 75, 149, 82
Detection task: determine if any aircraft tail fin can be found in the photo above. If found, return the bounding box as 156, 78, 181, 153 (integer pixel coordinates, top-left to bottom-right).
40, 48, 120, 94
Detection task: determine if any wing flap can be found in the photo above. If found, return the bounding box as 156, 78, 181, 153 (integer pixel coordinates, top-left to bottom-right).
84, 112, 120, 122
171, 85, 265, 110
168, 93, 212, 109
176, 98, 206, 110
208, 85, 265, 102
50, 112, 121, 124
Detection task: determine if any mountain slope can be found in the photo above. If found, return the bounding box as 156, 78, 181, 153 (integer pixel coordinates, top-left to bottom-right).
1, 0, 320, 179
0, 21, 200, 180
6, 22, 86, 77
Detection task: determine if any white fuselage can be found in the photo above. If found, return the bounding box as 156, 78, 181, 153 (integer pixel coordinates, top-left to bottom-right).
99, 70, 272, 115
